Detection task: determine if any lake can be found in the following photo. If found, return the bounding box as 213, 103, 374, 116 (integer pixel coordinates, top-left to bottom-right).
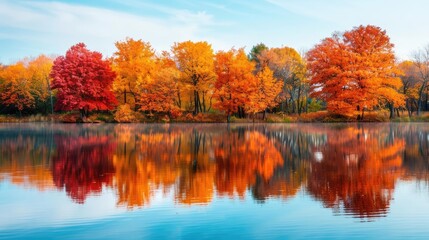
0, 123, 429, 239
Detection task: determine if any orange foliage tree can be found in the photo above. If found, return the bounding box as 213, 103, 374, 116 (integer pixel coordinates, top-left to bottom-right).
307, 25, 404, 119
247, 67, 283, 119
139, 52, 182, 118
112, 38, 156, 109
213, 48, 255, 121
172, 41, 216, 114
0, 55, 54, 115
0, 61, 34, 115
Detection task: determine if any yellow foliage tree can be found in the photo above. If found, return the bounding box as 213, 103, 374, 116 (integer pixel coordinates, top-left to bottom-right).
28, 55, 54, 114
258, 47, 307, 114
172, 41, 216, 114
112, 38, 156, 110
0, 61, 34, 115
139, 52, 182, 118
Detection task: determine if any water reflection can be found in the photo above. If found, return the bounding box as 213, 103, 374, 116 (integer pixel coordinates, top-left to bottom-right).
1, 123, 429, 220
52, 128, 116, 203
305, 125, 404, 218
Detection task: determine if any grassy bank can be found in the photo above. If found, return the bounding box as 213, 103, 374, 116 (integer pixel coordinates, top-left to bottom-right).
1, 110, 429, 123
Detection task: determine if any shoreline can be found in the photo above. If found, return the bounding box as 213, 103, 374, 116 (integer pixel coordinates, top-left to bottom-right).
1, 111, 428, 123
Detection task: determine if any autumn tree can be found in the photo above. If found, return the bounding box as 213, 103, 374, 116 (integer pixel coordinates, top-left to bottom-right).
112, 38, 156, 109
307, 25, 404, 119
412, 46, 429, 115
28, 55, 54, 114
50, 43, 117, 120
214, 48, 255, 121
258, 47, 307, 114
248, 43, 268, 68
139, 52, 182, 118
172, 41, 216, 115
247, 67, 283, 119
398, 61, 420, 116
0, 61, 34, 115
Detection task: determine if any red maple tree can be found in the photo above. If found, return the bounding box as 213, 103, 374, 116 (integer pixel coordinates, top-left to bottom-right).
50, 43, 117, 118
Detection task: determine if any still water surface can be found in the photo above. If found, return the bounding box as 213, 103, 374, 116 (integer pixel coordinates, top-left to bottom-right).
1, 123, 429, 239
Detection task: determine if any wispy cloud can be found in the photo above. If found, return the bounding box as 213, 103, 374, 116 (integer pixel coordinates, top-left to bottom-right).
1, 0, 429, 62
264, 0, 429, 59
0, 0, 225, 62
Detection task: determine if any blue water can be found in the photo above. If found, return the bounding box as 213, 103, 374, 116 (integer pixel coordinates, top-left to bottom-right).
0, 123, 429, 239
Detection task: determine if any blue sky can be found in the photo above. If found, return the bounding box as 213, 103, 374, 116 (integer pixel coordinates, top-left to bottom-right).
1, 0, 428, 64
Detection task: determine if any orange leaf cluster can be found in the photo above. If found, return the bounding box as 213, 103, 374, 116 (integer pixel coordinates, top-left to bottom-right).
213, 48, 282, 119
307, 25, 405, 116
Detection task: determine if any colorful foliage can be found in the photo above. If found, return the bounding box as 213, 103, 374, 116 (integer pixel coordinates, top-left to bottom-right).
50, 43, 117, 116
307, 25, 405, 117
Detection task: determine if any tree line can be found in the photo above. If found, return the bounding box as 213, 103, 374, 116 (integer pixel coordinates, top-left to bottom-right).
1, 25, 429, 121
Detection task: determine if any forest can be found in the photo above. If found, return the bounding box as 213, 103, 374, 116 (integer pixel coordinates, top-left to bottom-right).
1, 24, 429, 123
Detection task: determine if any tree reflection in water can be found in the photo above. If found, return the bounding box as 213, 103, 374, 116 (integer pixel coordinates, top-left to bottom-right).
1, 123, 429, 219
52, 126, 116, 203
306, 124, 404, 218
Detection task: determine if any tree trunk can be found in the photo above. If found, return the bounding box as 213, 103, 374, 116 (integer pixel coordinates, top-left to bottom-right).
406, 99, 412, 117
282, 101, 288, 113
426, 90, 429, 111
198, 92, 203, 113
417, 82, 427, 116
47, 78, 54, 115
305, 93, 309, 113
129, 90, 137, 111
202, 91, 206, 113
193, 90, 199, 115
389, 103, 394, 119
176, 90, 182, 108
290, 96, 295, 114
297, 85, 302, 115
79, 109, 85, 122
207, 95, 213, 112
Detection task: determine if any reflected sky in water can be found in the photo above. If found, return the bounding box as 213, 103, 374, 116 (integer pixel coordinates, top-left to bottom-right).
1, 123, 429, 239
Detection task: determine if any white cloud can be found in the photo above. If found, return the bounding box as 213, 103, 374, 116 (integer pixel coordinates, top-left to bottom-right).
2, 0, 428, 62
0, 0, 224, 60
265, 0, 429, 60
